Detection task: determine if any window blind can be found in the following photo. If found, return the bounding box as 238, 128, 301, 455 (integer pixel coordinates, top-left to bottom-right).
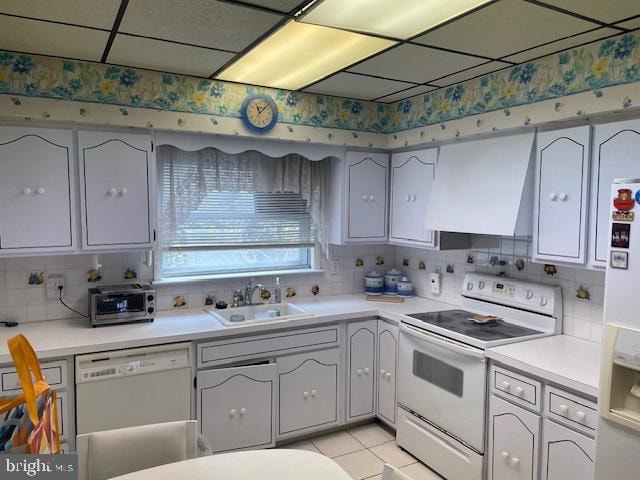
157, 146, 325, 250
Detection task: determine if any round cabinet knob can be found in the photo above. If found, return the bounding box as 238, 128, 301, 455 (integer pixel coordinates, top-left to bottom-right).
119, 188, 128, 196
239, 408, 246, 416
576, 411, 586, 421
511, 457, 520, 467
549, 192, 557, 201
22, 187, 32, 195
356, 369, 363, 376
466, 282, 473, 291
229, 409, 236, 417
540, 296, 548, 306
525, 289, 534, 299
501, 451, 509, 459
303, 391, 309, 398
311, 389, 317, 397
385, 372, 391, 379
369, 195, 374, 201
515, 386, 524, 395
362, 194, 368, 201
405, 195, 410, 202
478, 281, 486, 289
502, 381, 511, 390
380, 369, 386, 375
411, 195, 417, 202
559, 192, 568, 201
364, 367, 370, 374
36, 186, 45, 195
559, 404, 569, 414
108, 187, 117, 196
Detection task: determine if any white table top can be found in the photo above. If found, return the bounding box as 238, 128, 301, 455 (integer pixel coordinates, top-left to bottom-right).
110, 449, 352, 480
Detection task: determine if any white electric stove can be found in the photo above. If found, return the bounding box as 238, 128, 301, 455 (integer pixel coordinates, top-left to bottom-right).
397, 273, 562, 480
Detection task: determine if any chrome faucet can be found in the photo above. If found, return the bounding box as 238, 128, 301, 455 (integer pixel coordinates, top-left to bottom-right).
244, 279, 265, 306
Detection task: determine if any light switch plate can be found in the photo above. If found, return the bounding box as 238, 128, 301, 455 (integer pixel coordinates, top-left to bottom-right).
46, 274, 65, 300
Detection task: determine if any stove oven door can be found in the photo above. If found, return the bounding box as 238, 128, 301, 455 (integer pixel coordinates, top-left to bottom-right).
398, 323, 487, 452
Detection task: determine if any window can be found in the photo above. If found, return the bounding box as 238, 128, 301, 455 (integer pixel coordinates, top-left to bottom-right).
157, 146, 327, 278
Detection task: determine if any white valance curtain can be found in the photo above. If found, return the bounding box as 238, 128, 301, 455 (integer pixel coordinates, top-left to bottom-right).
157, 145, 330, 254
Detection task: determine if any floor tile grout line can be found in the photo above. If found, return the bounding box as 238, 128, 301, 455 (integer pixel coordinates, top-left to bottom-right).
329, 446, 369, 460
367, 443, 419, 468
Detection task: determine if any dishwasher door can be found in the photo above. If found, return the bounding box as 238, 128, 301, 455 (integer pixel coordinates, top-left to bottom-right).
75, 342, 192, 434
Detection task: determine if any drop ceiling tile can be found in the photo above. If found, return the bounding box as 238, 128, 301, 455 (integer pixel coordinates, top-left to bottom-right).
504, 27, 620, 63
108, 35, 235, 77
0, 0, 121, 30
413, 0, 599, 58
0, 16, 108, 61
304, 72, 416, 101
538, 0, 640, 24
240, 0, 303, 13
120, 0, 283, 52
616, 16, 640, 30
431, 60, 511, 87
375, 85, 437, 103
349, 44, 486, 84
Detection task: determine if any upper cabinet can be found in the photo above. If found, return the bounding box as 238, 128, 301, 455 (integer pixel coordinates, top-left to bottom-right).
589, 119, 640, 268
0, 127, 75, 254
329, 152, 389, 244
78, 131, 154, 250
533, 126, 590, 264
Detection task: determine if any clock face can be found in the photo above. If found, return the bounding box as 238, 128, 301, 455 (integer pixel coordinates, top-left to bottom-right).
241, 94, 278, 133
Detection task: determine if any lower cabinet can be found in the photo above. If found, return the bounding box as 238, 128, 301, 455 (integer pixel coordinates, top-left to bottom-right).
489, 394, 540, 480
541, 419, 595, 480
377, 320, 398, 427
197, 363, 276, 453
346, 320, 377, 422
277, 348, 340, 438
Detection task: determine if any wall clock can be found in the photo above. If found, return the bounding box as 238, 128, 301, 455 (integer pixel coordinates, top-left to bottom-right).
240, 94, 278, 133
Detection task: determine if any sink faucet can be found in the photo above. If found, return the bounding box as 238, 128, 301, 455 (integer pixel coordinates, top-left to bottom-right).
244, 279, 265, 306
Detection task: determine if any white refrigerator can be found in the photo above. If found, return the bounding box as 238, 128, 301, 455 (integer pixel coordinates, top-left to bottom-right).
595, 179, 640, 479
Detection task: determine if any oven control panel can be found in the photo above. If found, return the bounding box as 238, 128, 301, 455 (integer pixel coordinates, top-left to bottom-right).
492, 281, 516, 296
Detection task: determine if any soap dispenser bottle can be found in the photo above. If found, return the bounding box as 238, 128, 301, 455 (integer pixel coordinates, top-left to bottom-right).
274, 277, 282, 303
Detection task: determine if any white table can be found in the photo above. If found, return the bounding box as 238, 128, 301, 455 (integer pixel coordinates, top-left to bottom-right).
110, 449, 353, 480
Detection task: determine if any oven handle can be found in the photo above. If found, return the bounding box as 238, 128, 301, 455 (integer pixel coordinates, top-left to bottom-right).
400, 323, 485, 360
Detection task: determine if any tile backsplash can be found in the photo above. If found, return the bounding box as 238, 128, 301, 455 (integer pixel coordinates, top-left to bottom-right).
0, 239, 604, 343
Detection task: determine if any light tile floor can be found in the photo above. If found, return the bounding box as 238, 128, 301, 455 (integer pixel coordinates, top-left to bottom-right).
280, 422, 441, 480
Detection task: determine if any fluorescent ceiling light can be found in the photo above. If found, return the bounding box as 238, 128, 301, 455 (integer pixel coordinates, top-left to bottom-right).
216, 21, 396, 90
300, 0, 493, 39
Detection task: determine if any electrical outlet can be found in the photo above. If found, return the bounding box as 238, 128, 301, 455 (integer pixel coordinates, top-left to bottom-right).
330, 260, 340, 276
46, 274, 65, 300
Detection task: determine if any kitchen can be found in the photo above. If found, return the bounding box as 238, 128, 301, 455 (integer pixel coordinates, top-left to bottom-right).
0, 1, 638, 480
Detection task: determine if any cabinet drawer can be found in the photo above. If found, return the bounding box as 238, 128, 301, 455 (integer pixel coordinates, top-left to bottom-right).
545, 386, 597, 435
0, 360, 67, 394
491, 365, 541, 412
198, 325, 340, 367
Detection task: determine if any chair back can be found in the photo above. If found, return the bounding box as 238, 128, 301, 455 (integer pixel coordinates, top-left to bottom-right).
77, 420, 197, 480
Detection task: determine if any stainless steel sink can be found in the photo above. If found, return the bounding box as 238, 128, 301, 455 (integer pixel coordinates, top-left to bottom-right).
205, 302, 314, 326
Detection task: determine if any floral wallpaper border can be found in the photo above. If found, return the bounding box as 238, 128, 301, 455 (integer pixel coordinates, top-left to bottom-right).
0, 30, 638, 143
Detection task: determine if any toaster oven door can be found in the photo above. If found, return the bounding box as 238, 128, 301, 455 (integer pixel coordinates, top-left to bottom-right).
93, 293, 146, 323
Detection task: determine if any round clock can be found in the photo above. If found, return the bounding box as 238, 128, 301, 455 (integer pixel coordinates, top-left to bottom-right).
240, 94, 278, 133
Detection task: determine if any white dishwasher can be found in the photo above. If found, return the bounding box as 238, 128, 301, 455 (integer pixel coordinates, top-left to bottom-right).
75, 342, 192, 434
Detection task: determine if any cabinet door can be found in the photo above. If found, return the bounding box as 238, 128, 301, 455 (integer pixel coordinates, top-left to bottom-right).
197, 363, 276, 453
0, 127, 74, 252
346, 152, 388, 241
541, 419, 594, 480
590, 119, 640, 268
534, 127, 590, 264
277, 348, 340, 437
489, 395, 540, 480
78, 131, 153, 249
347, 320, 377, 422
390, 149, 437, 247
377, 320, 398, 427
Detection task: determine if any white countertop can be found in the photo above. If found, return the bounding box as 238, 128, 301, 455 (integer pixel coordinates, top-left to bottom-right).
0, 295, 451, 364
486, 335, 601, 398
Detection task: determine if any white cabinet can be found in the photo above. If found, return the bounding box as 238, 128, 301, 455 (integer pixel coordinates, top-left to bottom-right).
390, 149, 437, 247
78, 131, 154, 250
0, 127, 75, 253
376, 320, 398, 427
329, 152, 389, 244
346, 320, 377, 422
590, 119, 640, 268
541, 419, 594, 480
533, 126, 590, 265
489, 394, 540, 480
277, 348, 340, 438
197, 363, 276, 453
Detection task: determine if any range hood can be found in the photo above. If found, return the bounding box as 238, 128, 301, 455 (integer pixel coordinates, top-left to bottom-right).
424, 132, 535, 236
